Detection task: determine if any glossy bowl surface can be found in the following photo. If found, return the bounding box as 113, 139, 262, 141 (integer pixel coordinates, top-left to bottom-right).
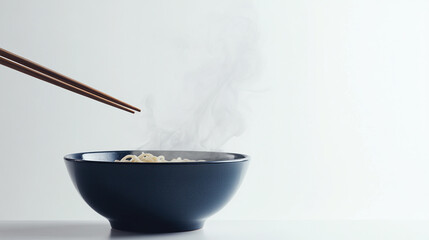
64, 150, 249, 233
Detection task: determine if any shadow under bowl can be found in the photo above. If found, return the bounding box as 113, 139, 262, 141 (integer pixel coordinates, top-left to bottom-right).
64, 150, 249, 233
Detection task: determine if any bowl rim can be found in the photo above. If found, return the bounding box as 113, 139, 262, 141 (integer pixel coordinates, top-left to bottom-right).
64, 150, 250, 165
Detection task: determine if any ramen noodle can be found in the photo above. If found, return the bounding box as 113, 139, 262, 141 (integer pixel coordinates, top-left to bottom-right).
115, 152, 205, 163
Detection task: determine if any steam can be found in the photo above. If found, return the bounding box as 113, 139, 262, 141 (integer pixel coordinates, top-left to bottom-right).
139, 4, 259, 151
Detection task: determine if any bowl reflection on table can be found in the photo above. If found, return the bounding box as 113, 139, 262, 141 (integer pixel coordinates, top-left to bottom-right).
64, 150, 249, 233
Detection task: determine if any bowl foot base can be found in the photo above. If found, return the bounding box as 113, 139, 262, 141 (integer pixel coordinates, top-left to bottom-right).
109, 219, 204, 233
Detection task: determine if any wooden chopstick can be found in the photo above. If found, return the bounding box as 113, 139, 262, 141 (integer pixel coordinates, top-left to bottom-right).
0, 55, 135, 113
0, 48, 140, 113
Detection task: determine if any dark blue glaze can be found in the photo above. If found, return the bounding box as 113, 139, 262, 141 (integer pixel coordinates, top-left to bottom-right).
64, 150, 249, 233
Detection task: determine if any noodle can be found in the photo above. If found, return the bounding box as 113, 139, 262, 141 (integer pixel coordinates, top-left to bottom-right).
114, 152, 205, 163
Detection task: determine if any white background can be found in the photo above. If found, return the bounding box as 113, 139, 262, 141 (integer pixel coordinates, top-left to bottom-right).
1, 0, 429, 221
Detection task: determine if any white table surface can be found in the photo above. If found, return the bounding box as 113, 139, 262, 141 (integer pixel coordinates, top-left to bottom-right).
1, 220, 429, 240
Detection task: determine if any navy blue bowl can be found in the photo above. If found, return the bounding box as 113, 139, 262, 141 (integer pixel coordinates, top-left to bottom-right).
64, 150, 249, 233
